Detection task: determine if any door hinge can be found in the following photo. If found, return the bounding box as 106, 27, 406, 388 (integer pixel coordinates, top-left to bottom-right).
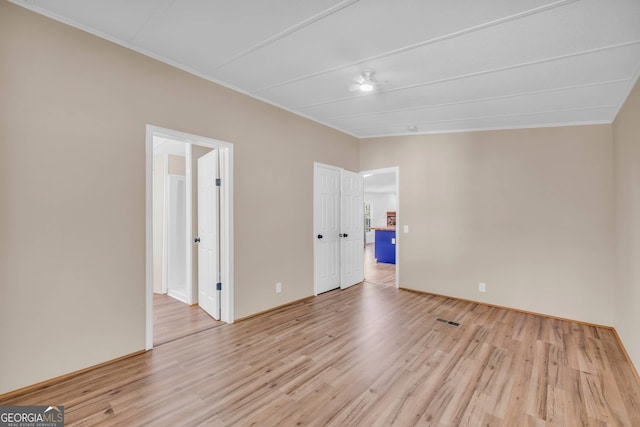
216, 282, 222, 291
216, 178, 222, 187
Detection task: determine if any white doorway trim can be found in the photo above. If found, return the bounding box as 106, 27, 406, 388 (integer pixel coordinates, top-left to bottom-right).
360, 166, 400, 289
145, 125, 234, 350
184, 143, 193, 304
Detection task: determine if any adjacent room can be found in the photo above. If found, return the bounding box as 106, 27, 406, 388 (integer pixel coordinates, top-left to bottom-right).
363, 170, 397, 287
1, 1, 639, 425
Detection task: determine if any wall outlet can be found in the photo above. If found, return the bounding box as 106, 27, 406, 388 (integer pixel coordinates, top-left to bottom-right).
479, 282, 486, 293
276, 282, 282, 293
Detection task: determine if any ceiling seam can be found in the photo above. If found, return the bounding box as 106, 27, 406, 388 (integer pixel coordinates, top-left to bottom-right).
325, 79, 631, 121
351, 104, 618, 134
207, 0, 360, 72
129, 0, 177, 44
295, 40, 640, 110
252, 0, 580, 93
359, 120, 613, 139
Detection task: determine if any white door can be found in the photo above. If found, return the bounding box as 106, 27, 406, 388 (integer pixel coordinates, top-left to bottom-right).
314, 164, 341, 294
197, 150, 220, 319
340, 170, 364, 289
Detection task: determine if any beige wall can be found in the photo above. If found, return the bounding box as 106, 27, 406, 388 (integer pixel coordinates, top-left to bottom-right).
360, 125, 616, 325
613, 79, 640, 371
0, 2, 358, 394
167, 154, 186, 176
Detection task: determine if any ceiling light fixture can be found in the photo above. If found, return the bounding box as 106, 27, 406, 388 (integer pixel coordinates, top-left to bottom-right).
359, 82, 374, 92
359, 70, 376, 92
350, 70, 379, 93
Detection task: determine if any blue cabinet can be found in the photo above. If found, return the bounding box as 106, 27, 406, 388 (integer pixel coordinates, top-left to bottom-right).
375, 229, 396, 264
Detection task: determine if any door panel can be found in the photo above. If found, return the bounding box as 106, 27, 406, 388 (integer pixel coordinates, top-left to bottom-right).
197, 150, 220, 319
314, 165, 340, 294
340, 170, 364, 289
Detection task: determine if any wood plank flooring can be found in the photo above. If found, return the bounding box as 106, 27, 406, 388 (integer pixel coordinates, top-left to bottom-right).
364, 243, 396, 287
153, 293, 221, 345
3, 283, 640, 426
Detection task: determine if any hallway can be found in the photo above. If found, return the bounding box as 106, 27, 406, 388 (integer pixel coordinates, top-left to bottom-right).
363, 243, 395, 287
153, 294, 221, 345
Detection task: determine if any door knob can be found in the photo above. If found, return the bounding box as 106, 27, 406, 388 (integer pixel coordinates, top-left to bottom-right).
317, 234, 323, 239
344, 233, 348, 238
194, 237, 201, 243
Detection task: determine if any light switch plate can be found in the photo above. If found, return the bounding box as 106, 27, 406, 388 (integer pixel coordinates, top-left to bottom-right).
403, 225, 409, 233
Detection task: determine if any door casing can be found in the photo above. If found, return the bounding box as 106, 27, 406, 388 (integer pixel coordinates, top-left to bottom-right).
145, 125, 234, 350
361, 166, 400, 289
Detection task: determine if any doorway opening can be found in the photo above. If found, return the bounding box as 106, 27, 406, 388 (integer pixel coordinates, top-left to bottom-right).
362, 167, 399, 288
152, 138, 189, 303
145, 125, 234, 350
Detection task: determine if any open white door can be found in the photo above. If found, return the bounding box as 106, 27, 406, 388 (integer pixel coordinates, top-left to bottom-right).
197, 149, 220, 320
314, 164, 341, 294
340, 170, 364, 289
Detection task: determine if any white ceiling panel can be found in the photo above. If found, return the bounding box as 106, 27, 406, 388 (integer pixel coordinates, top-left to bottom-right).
211, 0, 565, 91
258, 1, 640, 109
354, 107, 618, 137
28, 0, 174, 41
332, 81, 627, 130
11, 0, 640, 137
131, 0, 350, 74
301, 43, 640, 121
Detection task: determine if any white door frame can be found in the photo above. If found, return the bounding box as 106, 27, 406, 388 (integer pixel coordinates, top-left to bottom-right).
145, 125, 234, 350
160, 153, 169, 294
361, 166, 400, 289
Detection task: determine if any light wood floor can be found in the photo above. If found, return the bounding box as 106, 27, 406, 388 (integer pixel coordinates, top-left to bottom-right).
155, 243, 391, 346
3, 283, 640, 426
153, 293, 221, 345
364, 243, 396, 287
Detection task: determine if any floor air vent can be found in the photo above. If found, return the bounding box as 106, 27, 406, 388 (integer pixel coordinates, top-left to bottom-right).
436, 318, 460, 327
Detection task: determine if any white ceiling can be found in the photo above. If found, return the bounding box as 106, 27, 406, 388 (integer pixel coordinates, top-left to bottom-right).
153, 136, 185, 156
364, 172, 396, 194
12, 0, 640, 138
